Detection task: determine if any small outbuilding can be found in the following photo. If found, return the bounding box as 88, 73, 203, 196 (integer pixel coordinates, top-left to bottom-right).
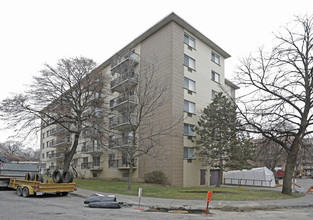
224, 167, 276, 187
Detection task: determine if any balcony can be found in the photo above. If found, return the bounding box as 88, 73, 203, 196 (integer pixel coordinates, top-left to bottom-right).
111, 52, 139, 74
108, 159, 137, 170
48, 152, 65, 160
109, 137, 133, 149
110, 72, 138, 92
50, 124, 71, 137
81, 128, 102, 138
80, 162, 103, 171
109, 114, 137, 131
110, 94, 137, 111
50, 138, 72, 148
82, 146, 103, 155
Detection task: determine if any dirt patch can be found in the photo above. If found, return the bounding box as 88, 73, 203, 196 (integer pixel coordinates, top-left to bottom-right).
179, 190, 236, 194
221, 206, 253, 212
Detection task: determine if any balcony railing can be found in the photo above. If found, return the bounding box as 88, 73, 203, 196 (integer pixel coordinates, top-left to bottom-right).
111, 52, 139, 74
110, 94, 137, 111
51, 125, 70, 136
50, 138, 72, 148
110, 72, 138, 92
80, 162, 102, 170
82, 146, 103, 155
48, 152, 65, 159
109, 114, 137, 130
108, 159, 137, 169
109, 137, 133, 148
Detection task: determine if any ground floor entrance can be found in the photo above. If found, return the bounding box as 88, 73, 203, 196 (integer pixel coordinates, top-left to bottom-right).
210, 169, 220, 186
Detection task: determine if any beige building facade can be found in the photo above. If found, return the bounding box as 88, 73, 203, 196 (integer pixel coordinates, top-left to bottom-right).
40, 13, 238, 187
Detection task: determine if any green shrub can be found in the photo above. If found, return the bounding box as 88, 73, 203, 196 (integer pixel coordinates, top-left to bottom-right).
143, 170, 167, 184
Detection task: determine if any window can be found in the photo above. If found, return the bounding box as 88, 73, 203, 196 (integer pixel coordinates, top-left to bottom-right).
184, 77, 195, 92
184, 33, 195, 48
211, 71, 220, 83
184, 54, 195, 69
109, 136, 115, 148
212, 90, 218, 100
93, 156, 100, 167
184, 100, 195, 114
46, 152, 49, 158
122, 132, 133, 144
42, 143, 45, 149
47, 139, 54, 147
184, 147, 195, 159
94, 92, 100, 99
42, 153, 45, 159
93, 140, 100, 150
184, 124, 195, 136
82, 157, 88, 169
83, 157, 88, 164
123, 172, 129, 178
108, 154, 116, 168
42, 133, 45, 139
211, 52, 220, 65
82, 142, 88, 152
109, 154, 115, 161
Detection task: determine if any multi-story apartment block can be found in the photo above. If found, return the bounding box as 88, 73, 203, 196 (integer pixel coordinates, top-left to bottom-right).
40, 13, 238, 187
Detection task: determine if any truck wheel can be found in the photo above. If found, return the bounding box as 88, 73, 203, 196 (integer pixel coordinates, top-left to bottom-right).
16, 186, 23, 196
61, 192, 68, 196
62, 170, 74, 183
52, 169, 63, 183
22, 187, 29, 197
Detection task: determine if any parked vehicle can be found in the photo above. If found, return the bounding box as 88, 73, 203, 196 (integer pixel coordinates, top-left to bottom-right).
8, 177, 76, 197
276, 170, 285, 179
0, 161, 39, 187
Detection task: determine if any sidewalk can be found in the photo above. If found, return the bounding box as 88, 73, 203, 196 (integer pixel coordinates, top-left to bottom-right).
72, 187, 313, 211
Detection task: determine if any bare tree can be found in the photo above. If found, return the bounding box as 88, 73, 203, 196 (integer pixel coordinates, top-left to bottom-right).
0, 141, 23, 161
236, 15, 313, 195
255, 138, 287, 174
109, 52, 178, 190
0, 57, 108, 171
0, 141, 39, 161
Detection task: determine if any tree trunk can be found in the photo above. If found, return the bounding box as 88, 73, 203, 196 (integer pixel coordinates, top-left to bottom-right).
127, 158, 134, 190
217, 158, 223, 187
63, 134, 79, 171
282, 144, 300, 195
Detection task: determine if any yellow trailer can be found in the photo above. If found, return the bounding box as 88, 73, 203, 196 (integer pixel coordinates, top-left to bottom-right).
8, 178, 77, 197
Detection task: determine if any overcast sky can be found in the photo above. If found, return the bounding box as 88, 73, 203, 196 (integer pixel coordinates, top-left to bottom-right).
0, 0, 312, 147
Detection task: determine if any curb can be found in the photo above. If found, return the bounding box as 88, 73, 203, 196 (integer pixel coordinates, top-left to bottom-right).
71, 192, 313, 211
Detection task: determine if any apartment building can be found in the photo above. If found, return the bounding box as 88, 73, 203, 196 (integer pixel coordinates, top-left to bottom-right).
40, 13, 238, 187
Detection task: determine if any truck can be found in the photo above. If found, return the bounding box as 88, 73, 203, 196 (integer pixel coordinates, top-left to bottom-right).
276, 170, 285, 179
8, 178, 77, 197
0, 161, 39, 187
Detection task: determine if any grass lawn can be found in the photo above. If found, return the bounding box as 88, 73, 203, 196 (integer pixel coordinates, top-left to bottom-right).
74, 178, 303, 201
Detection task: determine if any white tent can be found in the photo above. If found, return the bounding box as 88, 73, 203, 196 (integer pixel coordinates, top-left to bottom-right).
224, 167, 276, 187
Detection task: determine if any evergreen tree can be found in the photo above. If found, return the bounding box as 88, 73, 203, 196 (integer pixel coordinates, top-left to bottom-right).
194, 93, 254, 186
